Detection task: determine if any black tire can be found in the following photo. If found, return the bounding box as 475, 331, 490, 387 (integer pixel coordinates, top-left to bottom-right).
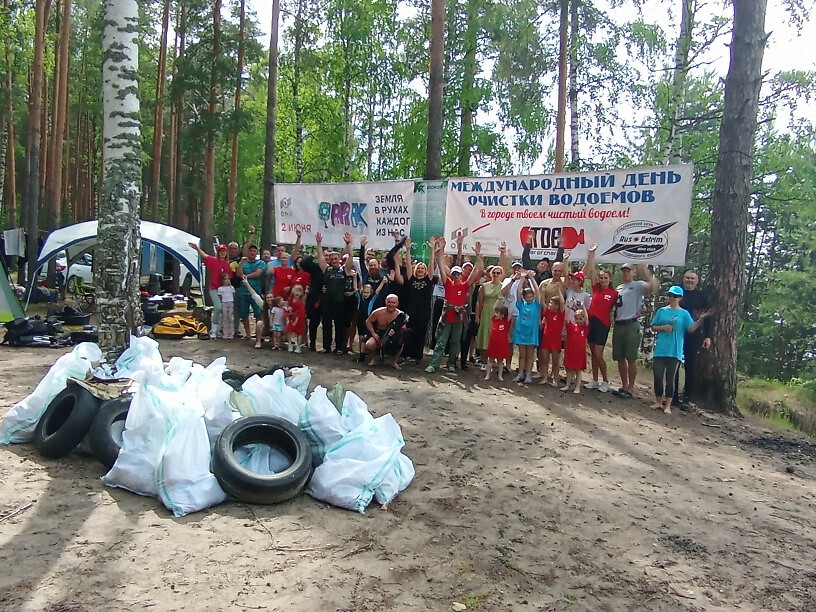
212, 415, 313, 504
33, 386, 101, 458
88, 395, 132, 469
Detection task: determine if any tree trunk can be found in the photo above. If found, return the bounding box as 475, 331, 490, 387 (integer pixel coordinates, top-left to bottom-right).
201, 0, 221, 254
45, 0, 71, 232
226, 0, 245, 243
261, 0, 280, 249
147, 0, 170, 222
98, 0, 143, 361
554, 0, 568, 173
457, 0, 477, 177
704, 0, 767, 416
568, 0, 579, 171
664, 0, 694, 165
24, 0, 51, 288
424, 0, 444, 180
292, 0, 304, 182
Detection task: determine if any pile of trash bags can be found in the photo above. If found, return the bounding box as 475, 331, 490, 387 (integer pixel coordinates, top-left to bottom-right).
0, 338, 414, 517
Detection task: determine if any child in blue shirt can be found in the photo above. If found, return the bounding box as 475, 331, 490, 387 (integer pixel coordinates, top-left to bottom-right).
650, 285, 711, 413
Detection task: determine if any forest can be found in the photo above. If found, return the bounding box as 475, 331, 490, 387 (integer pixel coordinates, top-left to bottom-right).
0, 0, 814, 396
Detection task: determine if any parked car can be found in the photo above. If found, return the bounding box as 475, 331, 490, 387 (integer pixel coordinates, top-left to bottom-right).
66, 252, 94, 287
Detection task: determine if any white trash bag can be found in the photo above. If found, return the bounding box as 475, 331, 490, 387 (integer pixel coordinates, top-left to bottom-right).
306, 413, 410, 513
156, 414, 227, 517
0, 342, 102, 444
299, 386, 345, 460
240, 369, 305, 425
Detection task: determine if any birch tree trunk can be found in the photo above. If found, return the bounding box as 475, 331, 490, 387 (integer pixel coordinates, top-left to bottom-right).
98, 0, 142, 360
261, 0, 280, 249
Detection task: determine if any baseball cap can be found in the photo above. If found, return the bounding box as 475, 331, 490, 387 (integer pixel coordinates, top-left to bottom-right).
621, 262, 633, 270
667, 285, 684, 297
451, 266, 463, 275
511, 260, 523, 268
216, 244, 227, 251
569, 271, 585, 282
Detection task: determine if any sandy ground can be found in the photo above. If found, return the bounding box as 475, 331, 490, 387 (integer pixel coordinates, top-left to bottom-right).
1, 334, 815, 611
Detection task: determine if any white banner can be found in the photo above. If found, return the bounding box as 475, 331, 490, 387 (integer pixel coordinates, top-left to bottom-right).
275, 180, 415, 250
443, 164, 694, 265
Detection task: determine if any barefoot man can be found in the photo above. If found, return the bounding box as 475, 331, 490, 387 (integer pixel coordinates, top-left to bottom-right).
364, 294, 408, 369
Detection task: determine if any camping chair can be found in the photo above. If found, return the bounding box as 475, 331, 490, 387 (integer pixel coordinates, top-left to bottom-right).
69, 276, 96, 311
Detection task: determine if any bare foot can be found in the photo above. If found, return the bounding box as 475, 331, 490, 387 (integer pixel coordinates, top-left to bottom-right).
498, 376, 504, 382
391, 362, 402, 370
484, 375, 490, 381
573, 387, 580, 394
368, 359, 378, 367
254, 342, 262, 349
560, 385, 570, 392
651, 402, 663, 410
663, 406, 672, 415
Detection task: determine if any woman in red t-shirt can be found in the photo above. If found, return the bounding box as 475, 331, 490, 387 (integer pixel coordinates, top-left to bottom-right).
189, 242, 232, 338
584, 244, 618, 393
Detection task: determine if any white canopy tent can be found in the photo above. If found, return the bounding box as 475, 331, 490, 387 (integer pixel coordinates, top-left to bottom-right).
35, 220, 203, 283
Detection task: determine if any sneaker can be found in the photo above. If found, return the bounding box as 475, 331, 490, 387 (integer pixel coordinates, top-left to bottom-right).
524, 375, 532, 384
427, 349, 435, 356
425, 365, 436, 373
319, 349, 332, 354
680, 401, 691, 412
294, 344, 302, 354
480, 364, 487, 371
584, 380, 599, 390
447, 364, 456, 372
513, 374, 525, 383
618, 389, 633, 399
599, 381, 610, 393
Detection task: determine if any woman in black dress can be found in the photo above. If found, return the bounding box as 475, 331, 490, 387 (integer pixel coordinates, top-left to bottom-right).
392, 237, 437, 364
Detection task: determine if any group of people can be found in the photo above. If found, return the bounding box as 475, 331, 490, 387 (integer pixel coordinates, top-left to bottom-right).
189, 229, 713, 413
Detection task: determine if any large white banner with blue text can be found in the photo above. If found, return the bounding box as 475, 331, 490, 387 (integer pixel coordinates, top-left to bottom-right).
443, 164, 694, 265
275, 180, 415, 250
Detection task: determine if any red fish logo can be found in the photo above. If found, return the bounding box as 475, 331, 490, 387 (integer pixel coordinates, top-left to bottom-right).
560, 227, 585, 249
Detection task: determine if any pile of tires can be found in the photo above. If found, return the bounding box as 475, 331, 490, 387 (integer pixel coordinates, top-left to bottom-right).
32, 384, 132, 469
33, 387, 314, 506
211, 415, 313, 504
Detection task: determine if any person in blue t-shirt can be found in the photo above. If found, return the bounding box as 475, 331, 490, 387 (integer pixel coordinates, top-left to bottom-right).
649, 285, 711, 414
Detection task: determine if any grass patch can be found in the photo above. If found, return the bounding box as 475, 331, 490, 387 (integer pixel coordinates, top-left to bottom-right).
738, 378, 816, 437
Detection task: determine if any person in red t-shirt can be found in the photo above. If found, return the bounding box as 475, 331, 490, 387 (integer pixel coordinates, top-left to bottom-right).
285, 284, 307, 352
538, 294, 565, 387
484, 305, 511, 382
425, 237, 483, 373
189, 241, 233, 338
563, 309, 590, 393
271, 252, 296, 298
583, 244, 619, 393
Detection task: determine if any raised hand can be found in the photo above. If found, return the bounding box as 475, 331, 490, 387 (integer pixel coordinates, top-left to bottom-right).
405, 237, 412, 250
588, 243, 598, 253
498, 241, 507, 254
295, 228, 302, 237
360, 235, 368, 247
343, 231, 352, 244
315, 232, 323, 244
473, 241, 482, 256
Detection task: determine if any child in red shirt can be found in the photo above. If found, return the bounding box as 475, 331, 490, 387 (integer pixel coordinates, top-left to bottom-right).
285, 284, 306, 353
562, 309, 590, 394
538, 295, 565, 387
484, 305, 511, 382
